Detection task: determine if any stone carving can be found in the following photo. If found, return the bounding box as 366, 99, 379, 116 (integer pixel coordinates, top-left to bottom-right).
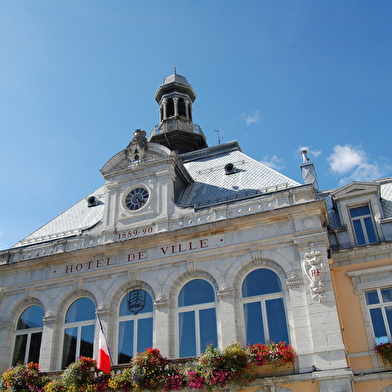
127, 129, 148, 162
303, 243, 326, 301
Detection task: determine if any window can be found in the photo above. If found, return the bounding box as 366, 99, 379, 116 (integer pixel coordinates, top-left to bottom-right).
350, 205, 377, 245
62, 298, 95, 369
178, 98, 186, 117
118, 289, 153, 364
167, 98, 175, 117
242, 268, 288, 344
365, 287, 392, 344
12, 306, 44, 365
178, 279, 217, 358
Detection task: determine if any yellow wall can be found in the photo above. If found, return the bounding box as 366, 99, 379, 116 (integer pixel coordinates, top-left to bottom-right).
331, 257, 392, 371
354, 380, 392, 392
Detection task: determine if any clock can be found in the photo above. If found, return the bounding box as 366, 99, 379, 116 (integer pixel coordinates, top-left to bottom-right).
125, 187, 150, 211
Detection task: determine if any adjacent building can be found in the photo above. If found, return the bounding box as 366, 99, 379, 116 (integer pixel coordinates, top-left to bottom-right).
0, 72, 391, 391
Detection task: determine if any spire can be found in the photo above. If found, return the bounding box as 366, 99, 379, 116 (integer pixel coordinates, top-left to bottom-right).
149, 72, 207, 154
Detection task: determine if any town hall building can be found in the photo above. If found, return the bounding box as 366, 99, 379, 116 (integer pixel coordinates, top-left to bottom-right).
1, 72, 391, 392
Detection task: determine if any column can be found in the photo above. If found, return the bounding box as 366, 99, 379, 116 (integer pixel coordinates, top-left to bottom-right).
40, 315, 58, 372
162, 99, 167, 121
153, 295, 171, 357
216, 286, 237, 347
0, 320, 12, 372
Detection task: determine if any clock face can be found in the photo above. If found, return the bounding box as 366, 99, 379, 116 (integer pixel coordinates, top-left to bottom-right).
125, 187, 150, 211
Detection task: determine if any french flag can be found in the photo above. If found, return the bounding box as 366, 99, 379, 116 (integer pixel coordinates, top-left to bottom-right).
97, 316, 112, 374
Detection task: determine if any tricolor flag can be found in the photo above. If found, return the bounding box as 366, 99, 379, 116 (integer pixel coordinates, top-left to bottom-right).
97, 316, 112, 374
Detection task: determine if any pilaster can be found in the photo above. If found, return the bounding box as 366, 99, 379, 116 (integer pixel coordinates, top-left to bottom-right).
40, 314, 58, 372
216, 286, 237, 347
153, 296, 171, 357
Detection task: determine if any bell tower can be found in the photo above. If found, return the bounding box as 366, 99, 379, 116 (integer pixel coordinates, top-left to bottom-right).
149, 70, 207, 154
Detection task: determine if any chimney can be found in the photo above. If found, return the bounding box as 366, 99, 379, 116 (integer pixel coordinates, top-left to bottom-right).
300, 150, 319, 191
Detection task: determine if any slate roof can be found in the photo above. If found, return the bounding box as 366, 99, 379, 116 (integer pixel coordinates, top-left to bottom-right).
379, 178, 392, 219
179, 142, 300, 208
12, 187, 105, 248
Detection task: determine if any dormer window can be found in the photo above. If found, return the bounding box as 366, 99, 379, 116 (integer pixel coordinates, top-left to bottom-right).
349, 205, 377, 245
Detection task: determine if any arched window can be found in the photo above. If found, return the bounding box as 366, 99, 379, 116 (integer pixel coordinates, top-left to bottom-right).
118, 289, 153, 364
178, 98, 186, 117
62, 298, 95, 369
178, 279, 217, 358
242, 268, 289, 344
12, 305, 44, 365
166, 98, 175, 118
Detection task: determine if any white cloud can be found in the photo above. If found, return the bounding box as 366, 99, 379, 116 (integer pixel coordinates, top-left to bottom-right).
260, 155, 284, 170
327, 144, 386, 185
328, 145, 364, 174
243, 110, 260, 125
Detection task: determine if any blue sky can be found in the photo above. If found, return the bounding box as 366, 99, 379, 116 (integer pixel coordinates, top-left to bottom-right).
1, 1, 391, 249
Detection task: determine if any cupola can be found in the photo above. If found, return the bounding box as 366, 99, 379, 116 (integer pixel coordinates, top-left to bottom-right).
149, 70, 207, 154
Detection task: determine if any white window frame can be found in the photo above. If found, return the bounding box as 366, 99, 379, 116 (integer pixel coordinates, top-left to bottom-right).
117, 304, 154, 363
62, 320, 95, 365
14, 327, 43, 365
61, 298, 95, 368
242, 291, 287, 344
349, 204, 378, 246
348, 265, 392, 366
13, 305, 44, 365
176, 279, 218, 358
365, 287, 392, 343
177, 301, 217, 358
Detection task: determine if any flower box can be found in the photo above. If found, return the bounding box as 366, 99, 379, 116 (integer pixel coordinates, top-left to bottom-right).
250, 362, 294, 377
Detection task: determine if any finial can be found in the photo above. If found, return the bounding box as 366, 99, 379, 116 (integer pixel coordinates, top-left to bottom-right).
173, 66, 177, 74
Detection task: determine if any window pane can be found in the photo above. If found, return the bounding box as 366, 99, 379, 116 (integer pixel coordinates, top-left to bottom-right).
12, 335, 27, 365
366, 291, 379, 305
118, 320, 134, 364
382, 289, 392, 303
62, 327, 78, 369
80, 324, 94, 358
28, 332, 42, 363
179, 311, 196, 357
266, 298, 289, 343
350, 206, 370, 217
242, 269, 282, 297
137, 318, 153, 353
364, 217, 377, 243
243, 302, 265, 344
352, 220, 366, 245
66, 298, 95, 323
178, 280, 215, 306
199, 308, 217, 353
119, 290, 153, 316
369, 308, 387, 338
17, 306, 44, 330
